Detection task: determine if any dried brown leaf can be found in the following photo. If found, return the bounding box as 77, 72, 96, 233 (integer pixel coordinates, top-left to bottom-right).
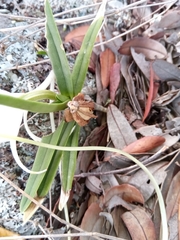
152, 59, 180, 81
67, 38, 97, 73
109, 63, 121, 103
85, 176, 102, 194
121, 207, 156, 240
135, 125, 163, 136
119, 37, 167, 60
142, 63, 154, 122
112, 207, 131, 239
153, 89, 180, 107
104, 195, 133, 211
152, 134, 179, 152
158, 10, 180, 29
80, 202, 102, 240
168, 213, 178, 240
122, 136, 165, 153
0, 227, 21, 239
81, 202, 101, 230
100, 48, 115, 88
103, 25, 123, 54
77, 124, 108, 173
103, 184, 144, 209
23, 197, 45, 223
131, 47, 150, 79
121, 56, 143, 116
144, 10, 180, 37
127, 161, 168, 201
166, 171, 180, 220
107, 104, 137, 149
65, 25, 90, 43
64, 93, 97, 126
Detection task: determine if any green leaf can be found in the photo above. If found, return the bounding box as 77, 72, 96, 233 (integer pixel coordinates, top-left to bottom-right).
20, 121, 75, 212
37, 50, 47, 56
61, 124, 80, 193
0, 93, 68, 113
45, 0, 73, 98
20, 121, 66, 212
20, 90, 57, 101
55, 94, 70, 103
72, 7, 105, 95
37, 121, 75, 197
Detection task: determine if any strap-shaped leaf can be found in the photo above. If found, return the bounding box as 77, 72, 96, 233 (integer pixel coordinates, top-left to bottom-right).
37, 121, 75, 197
45, 0, 73, 98
20, 121, 74, 212
0, 93, 68, 113
72, 1, 106, 95
61, 125, 80, 192
59, 124, 80, 210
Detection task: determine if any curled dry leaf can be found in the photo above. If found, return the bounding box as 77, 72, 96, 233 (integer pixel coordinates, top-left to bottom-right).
85, 175, 102, 194
103, 184, 144, 209
121, 207, 156, 240
64, 93, 97, 126
119, 37, 167, 60
100, 48, 115, 89
122, 136, 165, 154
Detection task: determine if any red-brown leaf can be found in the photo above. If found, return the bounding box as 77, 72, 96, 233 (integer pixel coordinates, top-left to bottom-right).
119, 37, 167, 60
80, 202, 107, 240
81, 202, 101, 232
104, 184, 144, 208
100, 48, 115, 88
109, 63, 121, 103
122, 136, 165, 153
65, 25, 92, 43
122, 207, 156, 240
142, 63, 154, 122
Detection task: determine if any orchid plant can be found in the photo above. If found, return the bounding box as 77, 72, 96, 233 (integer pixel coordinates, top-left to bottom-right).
0, 1, 169, 239
0, 0, 107, 215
